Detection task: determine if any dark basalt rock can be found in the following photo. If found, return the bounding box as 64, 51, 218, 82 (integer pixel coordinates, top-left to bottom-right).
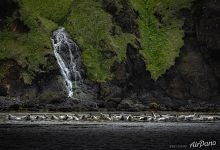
125, 44, 154, 91
0, 0, 18, 28
111, 60, 127, 84
117, 99, 145, 112
102, 0, 139, 36
157, 0, 220, 104
0, 96, 22, 111
0, 59, 24, 97
0, 0, 30, 32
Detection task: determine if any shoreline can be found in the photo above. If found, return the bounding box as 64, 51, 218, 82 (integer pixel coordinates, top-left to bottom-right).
1, 111, 220, 124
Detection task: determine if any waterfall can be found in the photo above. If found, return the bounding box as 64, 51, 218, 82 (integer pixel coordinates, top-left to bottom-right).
51, 27, 82, 97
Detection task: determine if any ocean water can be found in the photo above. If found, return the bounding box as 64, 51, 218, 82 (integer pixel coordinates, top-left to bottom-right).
0, 122, 219, 150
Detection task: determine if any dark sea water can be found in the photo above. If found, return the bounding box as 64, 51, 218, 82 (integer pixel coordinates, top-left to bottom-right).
0, 122, 219, 150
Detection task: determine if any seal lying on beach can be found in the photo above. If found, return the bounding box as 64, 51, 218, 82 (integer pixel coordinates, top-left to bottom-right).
5, 113, 218, 122
24, 114, 35, 121
139, 112, 157, 121
177, 113, 197, 121
99, 113, 111, 121
59, 114, 73, 120
51, 115, 59, 120
7, 114, 22, 121
35, 115, 47, 121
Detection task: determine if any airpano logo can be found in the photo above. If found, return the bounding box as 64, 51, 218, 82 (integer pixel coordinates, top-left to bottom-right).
190, 140, 216, 148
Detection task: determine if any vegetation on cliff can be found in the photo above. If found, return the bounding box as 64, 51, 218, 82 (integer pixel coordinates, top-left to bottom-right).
64, 0, 137, 81
0, 0, 192, 82
130, 0, 192, 79
0, 0, 72, 82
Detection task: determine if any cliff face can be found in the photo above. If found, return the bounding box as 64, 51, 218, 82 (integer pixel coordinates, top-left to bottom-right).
0, 0, 219, 111
93, 0, 220, 111
157, 0, 220, 106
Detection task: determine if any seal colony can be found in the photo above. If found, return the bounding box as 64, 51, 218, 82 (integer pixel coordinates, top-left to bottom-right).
5, 112, 220, 123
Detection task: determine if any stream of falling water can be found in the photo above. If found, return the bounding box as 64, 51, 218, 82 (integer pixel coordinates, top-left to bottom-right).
51, 27, 82, 97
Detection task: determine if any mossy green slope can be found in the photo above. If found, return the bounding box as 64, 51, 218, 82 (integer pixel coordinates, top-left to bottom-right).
20, 0, 73, 24
64, 0, 137, 81
130, 0, 192, 79
0, 0, 72, 82
0, 0, 193, 83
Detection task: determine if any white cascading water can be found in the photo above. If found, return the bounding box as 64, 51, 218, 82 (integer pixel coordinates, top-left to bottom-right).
51, 27, 82, 97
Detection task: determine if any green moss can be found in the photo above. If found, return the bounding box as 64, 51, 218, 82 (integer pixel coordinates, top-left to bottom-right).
21, 71, 34, 85
130, 0, 192, 79
64, 0, 136, 81
0, 28, 52, 78
0, 0, 73, 82
21, 0, 73, 24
